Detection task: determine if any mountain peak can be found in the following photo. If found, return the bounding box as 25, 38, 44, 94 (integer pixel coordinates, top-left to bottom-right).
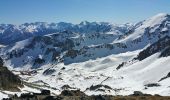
79, 21, 90, 25
131, 13, 170, 30
144, 13, 170, 27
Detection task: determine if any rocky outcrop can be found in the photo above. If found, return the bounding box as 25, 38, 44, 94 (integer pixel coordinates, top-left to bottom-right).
0, 57, 23, 91
159, 72, 170, 82
135, 36, 170, 61
43, 68, 56, 76
5, 90, 170, 100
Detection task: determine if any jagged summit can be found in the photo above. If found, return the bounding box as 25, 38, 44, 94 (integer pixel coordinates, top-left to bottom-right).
0, 21, 127, 45
1, 13, 169, 45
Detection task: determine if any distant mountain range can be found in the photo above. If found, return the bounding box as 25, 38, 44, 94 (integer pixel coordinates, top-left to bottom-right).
0, 21, 131, 45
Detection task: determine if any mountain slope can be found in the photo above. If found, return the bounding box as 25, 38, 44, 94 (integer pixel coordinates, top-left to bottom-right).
117, 35, 170, 70
1, 27, 131, 68
115, 13, 170, 50
0, 13, 170, 97
1, 13, 170, 69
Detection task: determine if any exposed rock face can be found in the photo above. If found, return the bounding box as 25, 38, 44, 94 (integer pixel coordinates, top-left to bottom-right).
43, 68, 56, 76
0, 57, 3, 66
60, 90, 86, 96
0, 57, 23, 91
88, 84, 113, 92
117, 36, 170, 70
135, 36, 170, 61
34, 58, 45, 65
144, 83, 161, 87
159, 72, 170, 82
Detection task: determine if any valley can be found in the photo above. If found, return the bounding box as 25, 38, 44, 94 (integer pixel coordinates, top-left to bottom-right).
0, 13, 170, 99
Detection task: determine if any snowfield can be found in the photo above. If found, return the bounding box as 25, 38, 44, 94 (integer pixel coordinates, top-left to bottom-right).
1, 13, 170, 98
8, 50, 170, 96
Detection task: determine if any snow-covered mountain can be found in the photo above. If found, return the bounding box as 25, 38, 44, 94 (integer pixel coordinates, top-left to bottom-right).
0, 23, 133, 68
0, 21, 131, 45
1, 13, 170, 68
0, 13, 170, 98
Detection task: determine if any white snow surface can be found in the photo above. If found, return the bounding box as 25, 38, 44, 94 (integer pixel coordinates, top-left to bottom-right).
114, 13, 170, 43
1, 13, 170, 98
13, 50, 170, 96
0, 92, 8, 100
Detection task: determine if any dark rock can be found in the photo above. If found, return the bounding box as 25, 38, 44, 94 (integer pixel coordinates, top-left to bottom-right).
135, 36, 170, 61
41, 89, 51, 95
0, 57, 4, 66
61, 85, 75, 90
92, 95, 107, 100
60, 90, 86, 96
0, 57, 23, 91
159, 72, 170, 82
130, 91, 152, 96
43, 68, 56, 76
20, 93, 35, 98
133, 91, 143, 96
144, 83, 161, 87
43, 96, 63, 100
159, 46, 170, 57
61, 67, 65, 70
89, 84, 112, 91
116, 62, 126, 70
34, 58, 45, 65
65, 49, 79, 58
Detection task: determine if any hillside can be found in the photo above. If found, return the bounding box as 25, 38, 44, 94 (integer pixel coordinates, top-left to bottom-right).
0, 57, 23, 92
0, 13, 170, 98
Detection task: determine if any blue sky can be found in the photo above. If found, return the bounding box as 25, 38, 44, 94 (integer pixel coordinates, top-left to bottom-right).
0, 0, 170, 24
